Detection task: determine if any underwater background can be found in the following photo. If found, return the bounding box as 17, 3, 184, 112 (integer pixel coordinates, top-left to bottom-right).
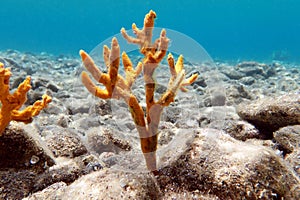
1, 1, 300, 199
0, 0, 299, 62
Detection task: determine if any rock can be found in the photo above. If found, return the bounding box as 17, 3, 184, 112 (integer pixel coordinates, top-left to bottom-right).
163, 106, 181, 123
26, 90, 47, 105
204, 89, 227, 106
65, 97, 91, 114
11, 72, 28, 89
162, 191, 219, 200
226, 84, 252, 105
43, 98, 68, 115
32, 77, 49, 89
0, 57, 6, 65
276, 76, 300, 92
46, 82, 60, 92
25, 169, 160, 200
245, 138, 277, 150
85, 127, 131, 155
211, 92, 226, 106
285, 149, 300, 176
198, 106, 240, 128
221, 67, 244, 80
0, 123, 56, 200
236, 61, 269, 77
0, 170, 36, 200
237, 63, 265, 77
157, 128, 300, 199
222, 120, 261, 141
23, 182, 67, 200
0, 122, 55, 173
157, 121, 177, 145
73, 114, 102, 130
240, 76, 255, 85
41, 126, 88, 158
1, 155, 99, 199
90, 99, 112, 116
274, 125, 300, 176
56, 114, 71, 128
274, 125, 300, 153
3, 57, 22, 69
81, 154, 105, 172
238, 93, 300, 137
31, 157, 86, 192
266, 66, 277, 77
55, 90, 71, 98
192, 76, 207, 87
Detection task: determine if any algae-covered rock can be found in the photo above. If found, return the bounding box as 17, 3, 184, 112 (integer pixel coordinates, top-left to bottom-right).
162, 191, 219, 200
274, 125, 300, 176
0, 122, 55, 173
31, 157, 87, 192
286, 149, 300, 176
25, 169, 160, 200
0, 122, 55, 199
41, 126, 88, 158
157, 128, 300, 199
23, 182, 67, 200
238, 93, 300, 136
85, 127, 132, 154
0, 170, 36, 200
222, 120, 261, 141
274, 125, 300, 153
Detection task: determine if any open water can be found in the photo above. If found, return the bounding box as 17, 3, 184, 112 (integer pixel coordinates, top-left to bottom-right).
0, 0, 299, 62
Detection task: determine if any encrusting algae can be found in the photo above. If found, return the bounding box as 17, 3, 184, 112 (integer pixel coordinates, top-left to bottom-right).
80, 10, 198, 174
0, 62, 51, 136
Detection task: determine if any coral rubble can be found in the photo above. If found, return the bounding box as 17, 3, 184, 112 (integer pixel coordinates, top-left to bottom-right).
80, 10, 198, 172
0, 62, 51, 135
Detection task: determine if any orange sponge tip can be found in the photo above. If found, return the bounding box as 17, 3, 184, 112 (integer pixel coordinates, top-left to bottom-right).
79, 50, 88, 61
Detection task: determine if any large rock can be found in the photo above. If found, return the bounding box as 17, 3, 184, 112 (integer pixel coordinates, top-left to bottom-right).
23, 182, 67, 200
197, 106, 261, 141
0, 170, 36, 199
236, 61, 269, 78
285, 149, 300, 176
222, 120, 261, 141
274, 125, 300, 153
0, 154, 103, 200
274, 125, 300, 176
0, 122, 55, 173
85, 127, 132, 155
41, 126, 88, 158
157, 129, 300, 199
31, 157, 90, 192
0, 122, 55, 199
238, 93, 300, 137
25, 169, 160, 200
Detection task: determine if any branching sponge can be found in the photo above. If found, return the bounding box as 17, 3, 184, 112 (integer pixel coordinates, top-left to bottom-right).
80, 10, 198, 173
0, 62, 51, 136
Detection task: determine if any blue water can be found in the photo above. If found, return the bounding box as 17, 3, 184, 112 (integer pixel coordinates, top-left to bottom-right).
0, 0, 299, 62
